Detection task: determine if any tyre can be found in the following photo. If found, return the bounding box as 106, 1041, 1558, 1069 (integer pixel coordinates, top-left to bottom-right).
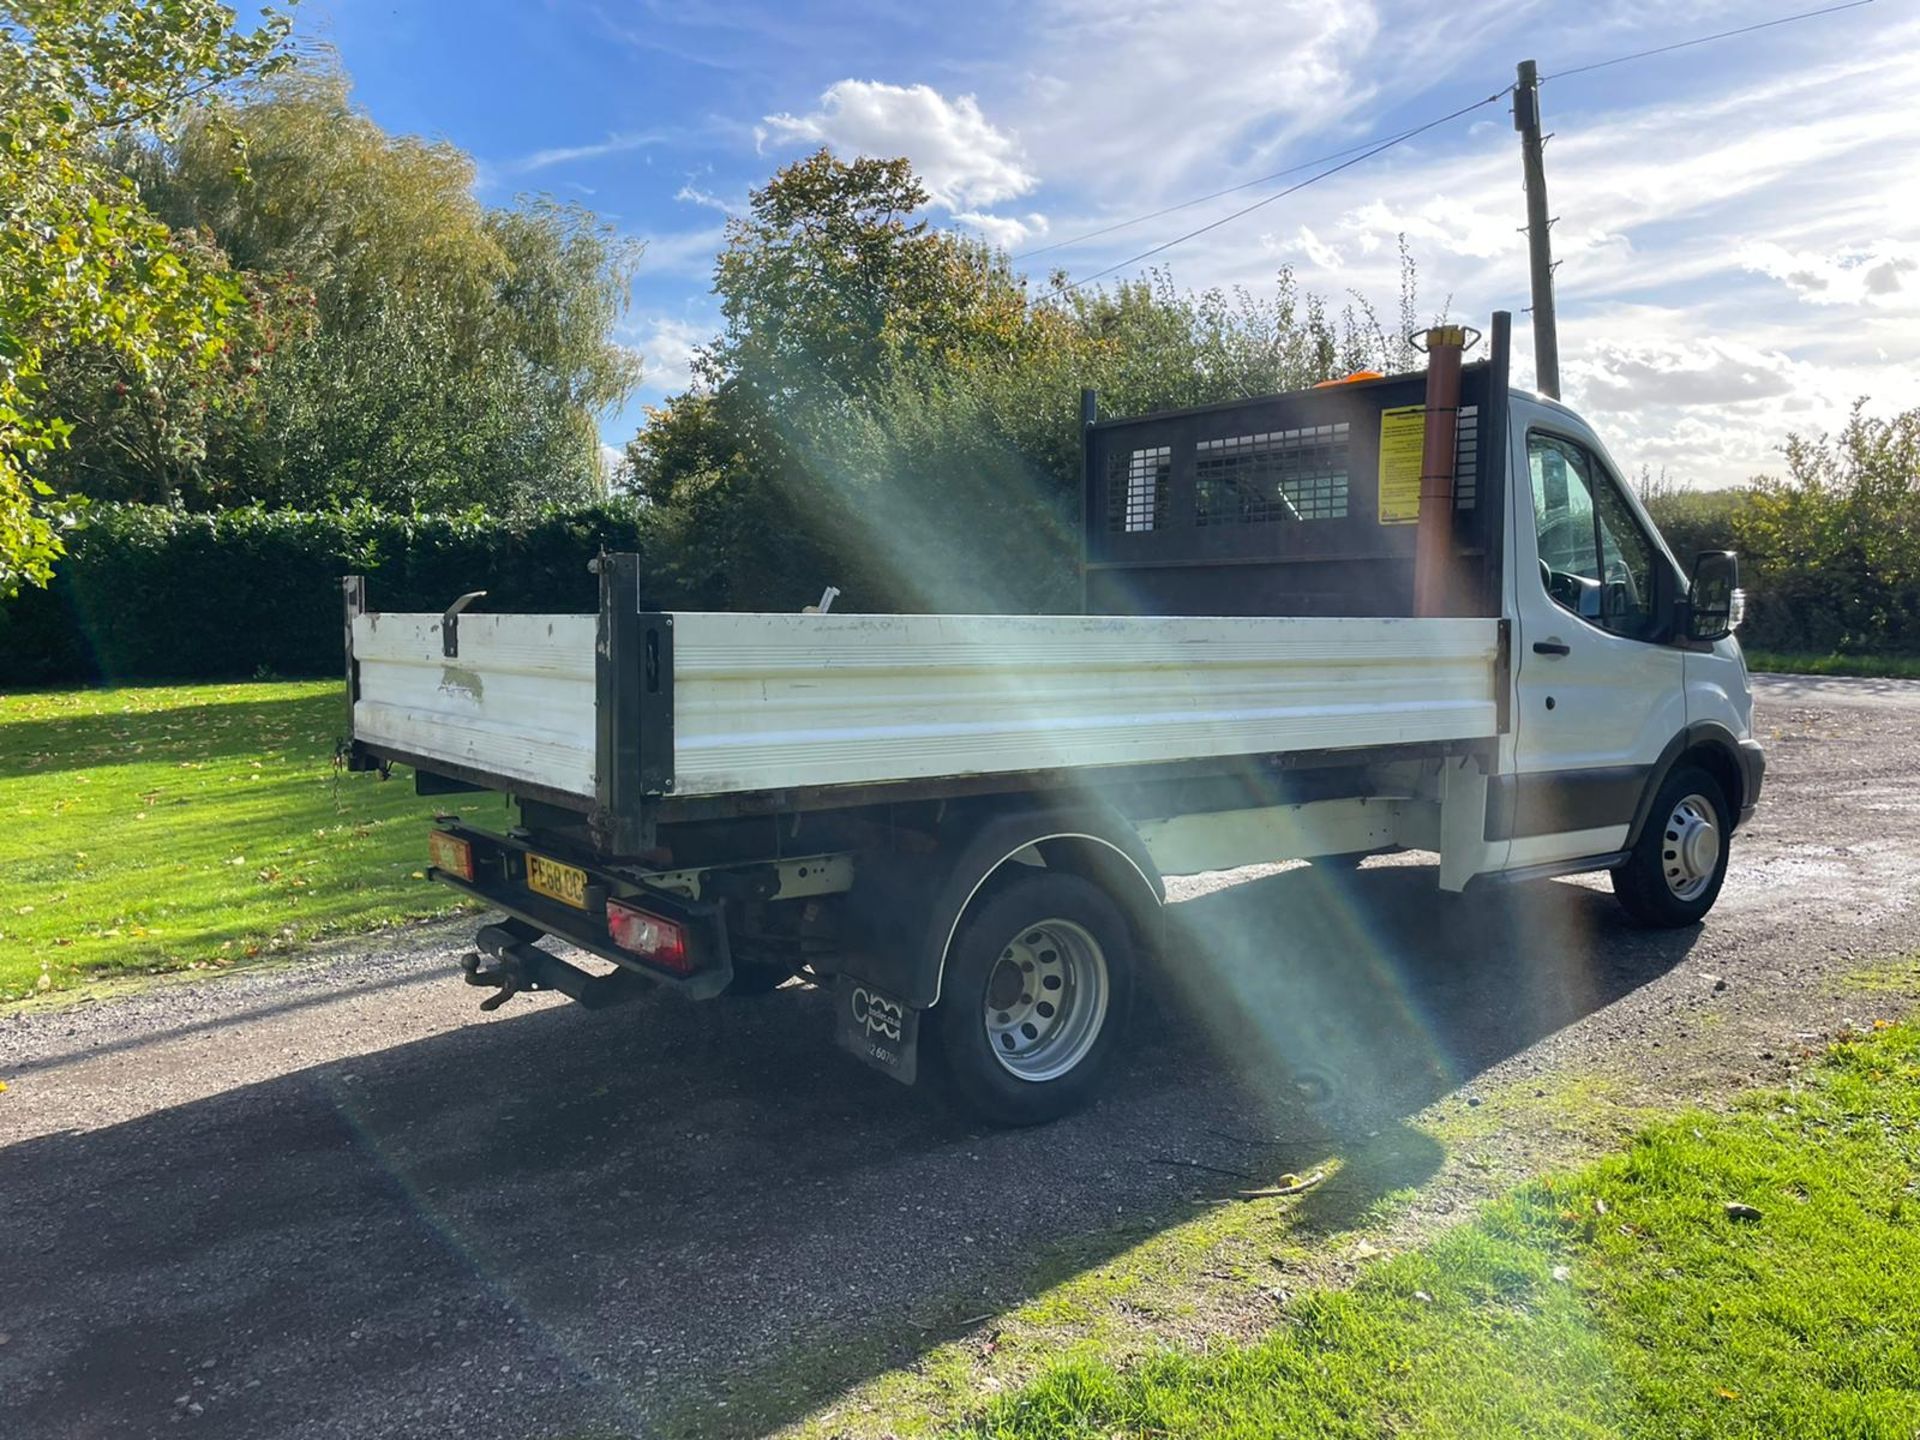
1611, 764, 1732, 927
928, 872, 1136, 1126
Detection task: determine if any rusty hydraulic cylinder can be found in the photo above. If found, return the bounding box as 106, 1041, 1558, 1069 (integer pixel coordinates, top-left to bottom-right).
1413, 325, 1467, 618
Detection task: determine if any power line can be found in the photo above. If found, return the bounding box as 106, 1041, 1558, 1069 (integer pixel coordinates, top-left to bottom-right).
1041, 0, 1874, 287
1013, 122, 1468, 262
1064, 88, 1509, 290
1542, 0, 1875, 81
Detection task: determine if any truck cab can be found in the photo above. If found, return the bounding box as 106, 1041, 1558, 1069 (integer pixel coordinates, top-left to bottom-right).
1503, 391, 1761, 897
340, 311, 1762, 1124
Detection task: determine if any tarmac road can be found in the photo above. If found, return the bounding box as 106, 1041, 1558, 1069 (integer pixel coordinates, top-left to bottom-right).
3, 672, 1918, 1439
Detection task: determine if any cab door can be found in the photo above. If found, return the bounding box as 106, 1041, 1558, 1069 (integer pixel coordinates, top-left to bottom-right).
1502, 414, 1687, 868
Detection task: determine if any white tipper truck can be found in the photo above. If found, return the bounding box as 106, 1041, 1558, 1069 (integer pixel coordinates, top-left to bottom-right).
340, 313, 1763, 1124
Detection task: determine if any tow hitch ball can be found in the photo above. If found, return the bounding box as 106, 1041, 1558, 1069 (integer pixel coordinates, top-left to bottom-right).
461, 949, 523, 1011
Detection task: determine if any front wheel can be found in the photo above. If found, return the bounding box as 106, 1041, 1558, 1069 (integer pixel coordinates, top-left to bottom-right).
928, 872, 1136, 1126
1612, 764, 1732, 927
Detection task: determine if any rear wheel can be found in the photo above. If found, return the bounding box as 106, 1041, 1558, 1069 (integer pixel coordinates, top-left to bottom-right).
929, 872, 1135, 1126
1612, 764, 1732, 927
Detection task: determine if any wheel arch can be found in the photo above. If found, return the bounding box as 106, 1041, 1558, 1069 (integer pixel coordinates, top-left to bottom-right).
1626, 722, 1748, 849
840, 801, 1164, 1011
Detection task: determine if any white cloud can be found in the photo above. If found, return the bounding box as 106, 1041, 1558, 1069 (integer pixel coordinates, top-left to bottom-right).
1022, 15, 1920, 485
1286, 225, 1345, 271
954, 210, 1049, 249
674, 183, 740, 216
636, 225, 726, 281
1740, 241, 1920, 307
1548, 303, 1913, 487
761, 80, 1037, 210
1336, 194, 1517, 264
1013, 0, 1386, 201
627, 316, 708, 394
638, 0, 1911, 487
497, 129, 672, 176
1568, 335, 1803, 414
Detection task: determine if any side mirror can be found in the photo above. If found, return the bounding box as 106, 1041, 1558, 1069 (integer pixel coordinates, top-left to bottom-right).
1686, 550, 1740, 642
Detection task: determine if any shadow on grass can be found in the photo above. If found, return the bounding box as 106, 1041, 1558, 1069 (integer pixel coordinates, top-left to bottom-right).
0, 862, 1702, 1440
0, 694, 342, 778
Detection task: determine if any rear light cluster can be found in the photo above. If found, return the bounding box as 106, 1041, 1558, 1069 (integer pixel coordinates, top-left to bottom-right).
427, 830, 474, 881
606, 899, 692, 974
428, 827, 696, 977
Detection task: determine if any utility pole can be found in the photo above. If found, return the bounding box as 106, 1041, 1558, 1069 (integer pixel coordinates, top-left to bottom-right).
1513, 59, 1559, 400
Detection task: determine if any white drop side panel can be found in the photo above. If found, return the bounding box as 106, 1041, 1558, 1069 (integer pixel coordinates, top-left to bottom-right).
352, 611, 1501, 803
666, 613, 1500, 797
351, 612, 599, 798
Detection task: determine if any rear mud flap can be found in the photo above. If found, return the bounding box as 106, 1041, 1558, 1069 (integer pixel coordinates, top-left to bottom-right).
833, 976, 920, 1085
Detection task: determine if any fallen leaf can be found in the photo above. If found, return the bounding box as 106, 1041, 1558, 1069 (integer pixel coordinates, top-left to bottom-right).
1236, 1170, 1326, 1199
1716, 1388, 1740, 1401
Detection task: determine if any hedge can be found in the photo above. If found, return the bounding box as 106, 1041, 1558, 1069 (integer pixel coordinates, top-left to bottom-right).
0, 503, 672, 686
2, 497, 1892, 687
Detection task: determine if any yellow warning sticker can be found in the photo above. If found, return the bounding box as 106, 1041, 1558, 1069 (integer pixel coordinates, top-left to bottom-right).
1378, 405, 1426, 525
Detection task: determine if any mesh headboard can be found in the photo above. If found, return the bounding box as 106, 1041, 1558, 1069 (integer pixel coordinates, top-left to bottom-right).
1082, 363, 1506, 619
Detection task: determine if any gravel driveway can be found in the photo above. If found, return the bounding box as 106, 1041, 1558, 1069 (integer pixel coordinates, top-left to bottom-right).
3, 673, 1917, 1439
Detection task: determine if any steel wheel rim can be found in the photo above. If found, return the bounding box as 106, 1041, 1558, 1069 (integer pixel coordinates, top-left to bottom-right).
1661, 793, 1721, 901
982, 918, 1109, 1082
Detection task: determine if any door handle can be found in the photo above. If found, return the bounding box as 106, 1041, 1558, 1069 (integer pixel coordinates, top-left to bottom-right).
1532, 639, 1571, 656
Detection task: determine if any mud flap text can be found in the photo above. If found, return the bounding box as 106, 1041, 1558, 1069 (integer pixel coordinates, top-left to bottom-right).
833, 976, 919, 1085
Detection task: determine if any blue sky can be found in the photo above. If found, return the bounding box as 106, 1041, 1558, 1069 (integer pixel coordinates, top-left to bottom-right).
297, 0, 1917, 487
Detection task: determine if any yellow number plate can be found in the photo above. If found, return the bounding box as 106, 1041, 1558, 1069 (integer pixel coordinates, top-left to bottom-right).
525, 853, 589, 909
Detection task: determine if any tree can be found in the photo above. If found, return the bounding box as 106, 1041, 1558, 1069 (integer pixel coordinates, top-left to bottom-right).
35, 60, 644, 516
632, 150, 1042, 607
28, 229, 311, 507
0, 0, 293, 592
706, 149, 1031, 409
631, 150, 1432, 614
1738, 402, 1920, 654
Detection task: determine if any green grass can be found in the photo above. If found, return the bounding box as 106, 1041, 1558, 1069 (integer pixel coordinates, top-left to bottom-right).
0, 680, 502, 1001
757, 1075, 1648, 1440
1834, 955, 1920, 997
1744, 649, 1920, 679
962, 1020, 1920, 1440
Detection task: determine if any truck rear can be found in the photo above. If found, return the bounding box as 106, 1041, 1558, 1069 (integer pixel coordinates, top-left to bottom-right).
340, 312, 1762, 1123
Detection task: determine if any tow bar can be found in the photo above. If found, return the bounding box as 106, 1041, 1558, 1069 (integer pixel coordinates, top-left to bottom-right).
460, 919, 654, 1011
